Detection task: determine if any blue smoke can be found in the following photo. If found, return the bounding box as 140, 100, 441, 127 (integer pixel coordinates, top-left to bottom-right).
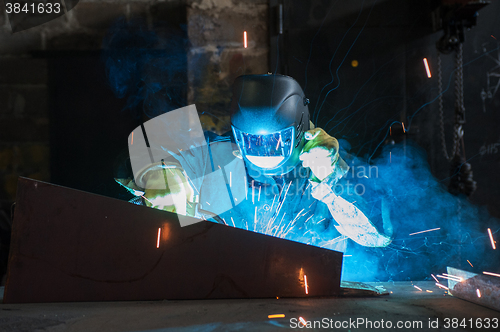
102, 19, 188, 118
339, 140, 500, 281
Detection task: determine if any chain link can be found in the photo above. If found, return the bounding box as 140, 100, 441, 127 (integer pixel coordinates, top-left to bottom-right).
438, 44, 464, 161
455, 43, 465, 121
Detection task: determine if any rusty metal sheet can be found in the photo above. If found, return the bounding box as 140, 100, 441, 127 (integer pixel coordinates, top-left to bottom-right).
4, 178, 342, 303
340, 281, 389, 297
447, 267, 500, 312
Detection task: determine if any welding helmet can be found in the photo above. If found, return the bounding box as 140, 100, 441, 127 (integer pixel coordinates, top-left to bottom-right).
230, 74, 310, 178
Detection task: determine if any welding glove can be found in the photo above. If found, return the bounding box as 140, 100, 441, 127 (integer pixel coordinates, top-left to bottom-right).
141, 166, 195, 215
118, 162, 196, 216
299, 127, 349, 183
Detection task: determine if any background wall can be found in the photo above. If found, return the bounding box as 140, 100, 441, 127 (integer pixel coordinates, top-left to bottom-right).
0, 0, 270, 283
0, 0, 269, 204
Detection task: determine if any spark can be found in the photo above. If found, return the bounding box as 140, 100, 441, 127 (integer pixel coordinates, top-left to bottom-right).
243, 31, 247, 48
343, 255, 352, 257
487, 228, 496, 249
304, 214, 314, 225
299, 317, 307, 326
269, 195, 277, 214
131, 132, 134, 145
426, 290, 433, 293
254, 206, 258, 231
431, 274, 439, 282
282, 209, 305, 237
268, 314, 285, 319
492, 35, 497, 40
258, 186, 261, 201
230, 217, 236, 227
467, 260, 473, 267
476, 289, 481, 298
272, 182, 292, 223
413, 285, 422, 291
206, 202, 211, 205
423, 58, 431, 78
435, 283, 449, 290
156, 228, 161, 248
437, 274, 462, 282
252, 180, 255, 204
184, 173, 199, 194
402, 122, 406, 133
409, 227, 440, 236
275, 213, 287, 237
304, 275, 309, 294
276, 136, 281, 149
483, 271, 500, 278
141, 195, 153, 205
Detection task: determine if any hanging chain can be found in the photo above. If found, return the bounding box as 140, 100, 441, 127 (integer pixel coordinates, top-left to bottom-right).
438, 53, 456, 160
438, 44, 464, 161
455, 43, 465, 127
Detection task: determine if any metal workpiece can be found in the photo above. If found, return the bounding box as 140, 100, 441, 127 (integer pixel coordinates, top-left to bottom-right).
447, 267, 500, 312
4, 178, 342, 303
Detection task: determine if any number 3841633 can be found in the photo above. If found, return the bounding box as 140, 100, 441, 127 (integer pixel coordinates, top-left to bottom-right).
5, 2, 61, 14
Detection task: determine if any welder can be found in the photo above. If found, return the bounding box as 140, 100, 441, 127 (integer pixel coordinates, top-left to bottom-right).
117, 74, 392, 251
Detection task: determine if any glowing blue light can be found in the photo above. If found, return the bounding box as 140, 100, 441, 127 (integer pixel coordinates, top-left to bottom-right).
246, 155, 285, 168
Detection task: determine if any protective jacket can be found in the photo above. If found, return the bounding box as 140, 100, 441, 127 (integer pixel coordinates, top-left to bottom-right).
126, 128, 391, 252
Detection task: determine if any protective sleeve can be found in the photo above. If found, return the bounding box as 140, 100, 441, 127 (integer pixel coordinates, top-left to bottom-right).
310, 174, 392, 248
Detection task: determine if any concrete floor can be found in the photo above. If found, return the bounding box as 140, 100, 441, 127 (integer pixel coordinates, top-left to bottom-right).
1, 282, 499, 332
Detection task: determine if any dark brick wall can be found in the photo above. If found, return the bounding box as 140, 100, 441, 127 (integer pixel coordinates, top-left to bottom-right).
187, 0, 269, 133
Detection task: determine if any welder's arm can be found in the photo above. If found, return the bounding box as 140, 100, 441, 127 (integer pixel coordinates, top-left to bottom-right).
300, 127, 391, 247
310, 181, 392, 247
